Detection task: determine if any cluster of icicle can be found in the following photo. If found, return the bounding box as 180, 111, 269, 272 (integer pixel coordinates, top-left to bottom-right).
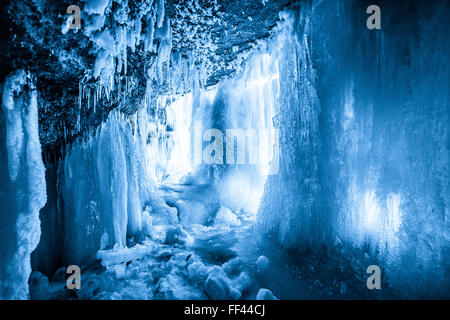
71, 0, 285, 136
71, 0, 218, 133
59, 78, 198, 263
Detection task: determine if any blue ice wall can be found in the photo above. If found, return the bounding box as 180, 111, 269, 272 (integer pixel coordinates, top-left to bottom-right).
258, 0, 449, 298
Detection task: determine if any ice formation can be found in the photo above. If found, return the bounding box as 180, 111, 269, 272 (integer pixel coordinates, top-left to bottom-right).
257, 1, 449, 297
0, 0, 448, 300
54, 37, 279, 269
0, 70, 47, 299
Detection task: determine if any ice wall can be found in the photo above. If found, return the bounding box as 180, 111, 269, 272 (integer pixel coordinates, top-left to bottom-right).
258, 7, 322, 247
258, 0, 449, 297
0, 70, 47, 299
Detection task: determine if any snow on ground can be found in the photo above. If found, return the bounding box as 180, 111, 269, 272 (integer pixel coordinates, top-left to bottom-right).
29, 182, 264, 300
29, 180, 397, 300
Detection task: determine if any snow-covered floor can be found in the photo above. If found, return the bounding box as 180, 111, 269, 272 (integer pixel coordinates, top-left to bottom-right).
28, 179, 259, 299
29, 181, 397, 300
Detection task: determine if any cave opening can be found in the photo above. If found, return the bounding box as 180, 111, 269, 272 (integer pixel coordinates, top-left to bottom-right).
29, 31, 283, 301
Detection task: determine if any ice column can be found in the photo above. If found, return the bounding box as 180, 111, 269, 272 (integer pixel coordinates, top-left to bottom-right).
0, 70, 46, 299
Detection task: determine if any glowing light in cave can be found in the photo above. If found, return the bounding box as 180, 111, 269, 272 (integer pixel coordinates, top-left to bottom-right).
359, 190, 404, 250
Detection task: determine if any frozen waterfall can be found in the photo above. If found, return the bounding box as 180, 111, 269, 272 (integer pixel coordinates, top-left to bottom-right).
0, 0, 448, 300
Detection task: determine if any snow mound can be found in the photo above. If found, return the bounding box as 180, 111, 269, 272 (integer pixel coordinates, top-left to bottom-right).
256, 288, 278, 300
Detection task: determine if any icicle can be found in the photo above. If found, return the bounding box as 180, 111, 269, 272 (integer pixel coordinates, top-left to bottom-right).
124, 44, 128, 75
156, 0, 165, 28
78, 82, 82, 112
105, 84, 110, 102
87, 87, 90, 113
145, 10, 156, 52
93, 86, 96, 111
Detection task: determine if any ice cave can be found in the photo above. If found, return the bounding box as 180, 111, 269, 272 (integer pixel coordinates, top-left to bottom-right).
0, 0, 448, 300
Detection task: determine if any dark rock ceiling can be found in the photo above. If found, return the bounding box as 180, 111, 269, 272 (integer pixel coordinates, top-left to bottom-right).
0, 0, 295, 160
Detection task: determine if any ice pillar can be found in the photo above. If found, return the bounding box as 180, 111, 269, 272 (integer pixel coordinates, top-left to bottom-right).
0, 70, 46, 299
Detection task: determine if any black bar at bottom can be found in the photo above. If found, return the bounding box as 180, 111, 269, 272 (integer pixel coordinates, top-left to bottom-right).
0, 300, 447, 319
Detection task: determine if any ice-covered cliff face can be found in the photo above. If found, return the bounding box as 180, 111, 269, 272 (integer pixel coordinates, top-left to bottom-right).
258, 0, 449, 297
